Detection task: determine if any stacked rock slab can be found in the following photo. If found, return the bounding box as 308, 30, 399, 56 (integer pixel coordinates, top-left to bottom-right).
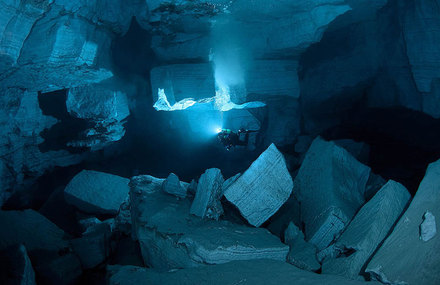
224, 144, 293, 227
284, 222, 320, 272
64, 170, 130, 215
365, 159, 440, 285
293, 137, 371, 250
322, 180, 410, 279
108, 259, 382, 285
190, 168, 224, 220
130, 175, 288, 270
66, 83, 130, 150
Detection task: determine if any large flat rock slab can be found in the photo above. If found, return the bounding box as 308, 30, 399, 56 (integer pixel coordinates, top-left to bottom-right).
0, 209, 68, 253
293, 137, 371, 249
322, 180, 410, 279
108, 259, 382, 285
130, 175, 288, 270
224, 144, 293, 227
365, 159, 440, 285
64, 170, 130, 215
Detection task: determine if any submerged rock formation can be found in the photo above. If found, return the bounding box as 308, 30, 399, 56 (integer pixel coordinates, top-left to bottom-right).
322, 180, 411, 279
64, 170, 130, 215
108, 259, 382, 285
162, 172, 187, 198
130, 174, 288, 270
366, 159, 440, 285
0, 244, 36, 285
293, 137, 371, 250
190, 168, 224, 220
284, 222, 320, 272
0, 209, 69, 252
1, 0, 440, 284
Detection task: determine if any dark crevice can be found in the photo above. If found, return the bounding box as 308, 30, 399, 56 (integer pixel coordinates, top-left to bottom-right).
322, 107, 440, 195
38, 89, 92, 154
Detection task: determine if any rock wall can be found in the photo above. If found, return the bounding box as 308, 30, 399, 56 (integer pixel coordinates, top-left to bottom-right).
0, 0, 146, 205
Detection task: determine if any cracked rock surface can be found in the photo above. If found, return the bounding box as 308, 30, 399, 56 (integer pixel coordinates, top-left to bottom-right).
366, 159, 440, 285
322, 180, 411, 279
130, 174, 289, 270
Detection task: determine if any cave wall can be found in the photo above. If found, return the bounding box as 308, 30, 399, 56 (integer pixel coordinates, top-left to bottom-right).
0, 0, 148, 204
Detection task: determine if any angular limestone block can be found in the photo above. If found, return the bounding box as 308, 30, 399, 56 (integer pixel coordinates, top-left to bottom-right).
284, 222, 320, 272
0, 209, 68, 252
224, 144, 293, 226
108, 259, 383, 285
322, 180, 410, 279
0, 244, 36, 285
130, 178, 288, 270
64, 170, 130, 215
366, 159, 440, 285
190, 168, 224, 220
162, 173, 187, 198
293, 137, 371, 249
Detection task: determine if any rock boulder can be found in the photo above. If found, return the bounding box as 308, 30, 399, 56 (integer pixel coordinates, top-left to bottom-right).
190, 168, 224, 220
224, 144, 293, 227
64, 170, 130, 215
365, 159, 440, 285
322, 180, 410, 279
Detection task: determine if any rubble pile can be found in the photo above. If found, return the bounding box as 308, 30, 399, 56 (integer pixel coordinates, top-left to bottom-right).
0, 139, 439, 285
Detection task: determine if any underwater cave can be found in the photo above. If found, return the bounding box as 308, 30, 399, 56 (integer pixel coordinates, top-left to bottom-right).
0, 1, 439, 284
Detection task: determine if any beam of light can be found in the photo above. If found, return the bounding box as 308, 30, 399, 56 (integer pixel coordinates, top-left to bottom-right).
215, 127, 222, 133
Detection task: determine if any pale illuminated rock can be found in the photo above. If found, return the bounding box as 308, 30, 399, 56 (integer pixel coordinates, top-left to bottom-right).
224, 144, 293, 227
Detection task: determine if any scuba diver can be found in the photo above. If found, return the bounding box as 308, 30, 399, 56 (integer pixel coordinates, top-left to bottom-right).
217, 128, 256, 151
